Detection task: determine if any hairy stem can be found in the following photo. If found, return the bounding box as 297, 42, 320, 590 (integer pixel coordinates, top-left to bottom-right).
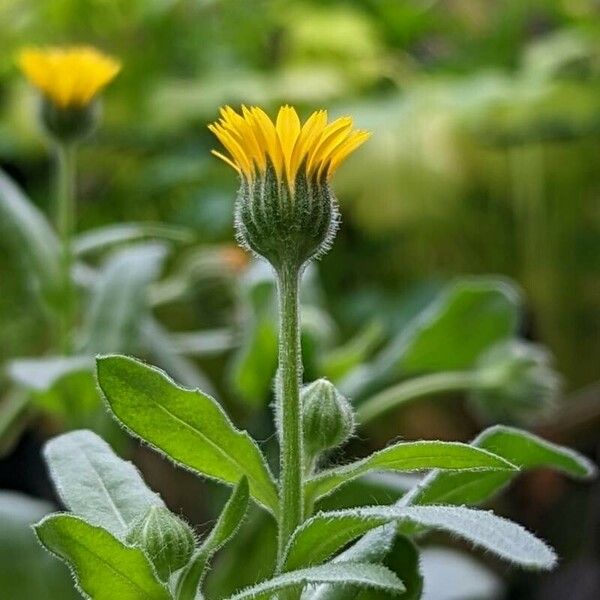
276, 261, 304, 566
357, 370, 482, 424
54, 142, 77, 353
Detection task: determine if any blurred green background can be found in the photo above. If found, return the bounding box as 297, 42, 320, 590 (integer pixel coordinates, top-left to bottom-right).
0, 1, 599, 599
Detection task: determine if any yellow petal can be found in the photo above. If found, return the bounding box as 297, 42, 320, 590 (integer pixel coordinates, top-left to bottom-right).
327, 130, 371, 178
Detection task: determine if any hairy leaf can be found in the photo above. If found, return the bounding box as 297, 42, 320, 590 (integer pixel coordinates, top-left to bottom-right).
224, 563, 406, 600
0, 169, 62, 303
97, 355, 279, 514
34, 514, 170, 600
284, 505, 556, 572
176, 477, 250, 600
305, 441, 516, 506
44, 430, 164, 538
82, 243, 168, 354
404, 425, 596, 506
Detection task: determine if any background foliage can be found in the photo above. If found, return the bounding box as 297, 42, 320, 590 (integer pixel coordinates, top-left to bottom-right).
0, 1, 599, 599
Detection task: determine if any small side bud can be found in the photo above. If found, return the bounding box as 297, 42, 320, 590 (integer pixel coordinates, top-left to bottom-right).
470, 340, 562, 424
126, 506, 195, 581
40, 97, 101, 143
302, 379, 355, 461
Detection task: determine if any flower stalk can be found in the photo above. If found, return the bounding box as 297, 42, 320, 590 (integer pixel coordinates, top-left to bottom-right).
275, 261, 304, 563
55, 142, 77, 352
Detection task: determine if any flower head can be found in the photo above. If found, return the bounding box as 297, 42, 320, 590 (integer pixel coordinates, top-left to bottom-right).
18, 46, 121, 109
209, 105, 369, 268
209, 105, 369, 191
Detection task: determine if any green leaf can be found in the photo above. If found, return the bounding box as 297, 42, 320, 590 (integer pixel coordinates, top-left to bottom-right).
320, 322, 384, 383
35, 514, 171, 600
305, 441, 516, 506
0, 492, 78, 600
346, 278, 520, 399
231, 316, 278, 407
405, 425, 596, 506
140, 317, 217, 397
303, 525, 398, 600
224, 563, 406, 600
82, 243, 168, 354
283, 505, 556, 572
0, 168, 62, 304
44, 430, 164, 538
74, 222, 194, 256
355, 536, 423, 600
175, 477, 250, 600
97, 354, 279, 515
7, 356, 92, 392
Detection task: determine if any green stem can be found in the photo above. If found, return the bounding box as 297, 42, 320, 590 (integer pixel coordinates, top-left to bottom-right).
54, 142, 77, 353
275, 261, 304, 566
357, 371, 482, 425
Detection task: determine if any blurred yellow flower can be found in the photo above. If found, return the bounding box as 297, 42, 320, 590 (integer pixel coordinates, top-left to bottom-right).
208, 105, 370, 190
18, 46, 121, 108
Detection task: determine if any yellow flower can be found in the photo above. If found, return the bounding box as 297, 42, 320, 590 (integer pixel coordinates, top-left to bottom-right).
208, 105, 370, 190
18, 46, 121, 108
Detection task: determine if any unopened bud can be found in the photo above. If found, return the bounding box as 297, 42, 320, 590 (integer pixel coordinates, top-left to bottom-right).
302, 379, 355, 458
126, 506, 195, 580
470, 340, 562, 424
40, 97, 101, 143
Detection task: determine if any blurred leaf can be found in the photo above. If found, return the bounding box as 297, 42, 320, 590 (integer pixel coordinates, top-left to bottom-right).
81, 242, 168, 354
383, 278, 520, 373
6, 356, 98, 420
176, 477, 249, 600
140, 317, 217, 397
73, 222, 194, 257
0, 389, 30, 454
97, 354, 279, 515
0, 169, 62, 306
405, 425, 596, 506
420, 547, 502, 600
7, 355, 92, 391
305, 441, 516, 507
284, 505, 556, 572
230, 316, 278, 407
44, 429, 164, 538
34, 514, 170, 600
224, 563, 405, 600
170, 328, 237, 357
346, 278, 521, 399
0, 492, 78, 600
320, 321, 384, 383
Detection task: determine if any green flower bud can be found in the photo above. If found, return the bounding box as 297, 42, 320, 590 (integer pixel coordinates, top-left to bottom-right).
470, 340, 562, 424
40, 97, 101, 143
302, 378, 355, 459
126, 506, 195, 580
235, 165, 339, 269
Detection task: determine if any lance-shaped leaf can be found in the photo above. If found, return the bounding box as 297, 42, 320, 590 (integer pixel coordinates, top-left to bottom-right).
34, 514, 171, 600
305, 441, 516, 506
343, 278, 520, 399
44, 430, 164, 538
0, 169, 62, 302
283, 505, 556, 572
97, 355, 279, 515
74, 222, 194, 256
303, 525, 398, 600
224, 563, 406, 600
82, 243, 168, 355
176, 477, 250, 600
404, 425, 596, 506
